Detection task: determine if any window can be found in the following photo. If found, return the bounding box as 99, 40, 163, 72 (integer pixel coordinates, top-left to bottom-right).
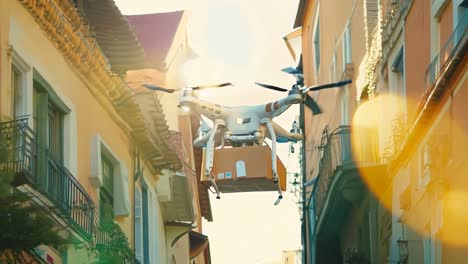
89, 135, 130, 217
48, 103, 63, 162
10, 50, 31, 120
341, 86, 349, 125
135, 187, 144, 263
329, 52, 337, 82
100, 155, 114, 227
33, 70, 70, 184
142, 185, 150, 264
455, 1, 468, 43
313, 19, 321, 74
391, 48, 404, 73
419, 144, 432, 187
342, 23, 352, 69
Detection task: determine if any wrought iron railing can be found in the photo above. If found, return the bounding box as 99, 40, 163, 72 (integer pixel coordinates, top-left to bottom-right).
45, 151, 95, 238
314, 126, 352, 218
425, 11, 468, 87
0, 118, 36, 182
313, 126, 380, 219
0, 119, 95, 239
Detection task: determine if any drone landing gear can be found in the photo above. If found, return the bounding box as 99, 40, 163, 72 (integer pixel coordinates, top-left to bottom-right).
205, 120, 224, 200
209, 170, 221, 199
265, 121, 283, 205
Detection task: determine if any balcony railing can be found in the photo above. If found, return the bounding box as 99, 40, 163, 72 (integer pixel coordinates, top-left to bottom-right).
313, 126, 380, 219
45, 151, 95, 238
0, 118, 35, 182
0, 119, 95, 239
425, 11, 468, 87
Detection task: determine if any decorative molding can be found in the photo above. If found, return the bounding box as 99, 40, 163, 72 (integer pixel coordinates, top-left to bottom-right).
17, 0, 180, 172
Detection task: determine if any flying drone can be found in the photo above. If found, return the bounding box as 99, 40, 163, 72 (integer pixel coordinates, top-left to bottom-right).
143, 67, 351, 205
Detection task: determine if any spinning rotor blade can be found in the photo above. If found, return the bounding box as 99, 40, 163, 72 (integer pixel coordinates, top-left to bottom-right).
190, 83, 232, 90
305, 80, 352, 92
281, 67, 302, 75
304, 93, 322, 115
143, 84, 176, 93
255, 82, 289, 92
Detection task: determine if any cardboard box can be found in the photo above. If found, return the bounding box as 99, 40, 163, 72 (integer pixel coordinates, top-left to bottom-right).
201, 145, 286, 192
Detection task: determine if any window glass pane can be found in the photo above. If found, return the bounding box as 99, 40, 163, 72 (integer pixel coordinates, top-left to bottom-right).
101, 155, 114, 194
33, 88, 38, 132
48, 104, 62, 162
100, 188, 114, 228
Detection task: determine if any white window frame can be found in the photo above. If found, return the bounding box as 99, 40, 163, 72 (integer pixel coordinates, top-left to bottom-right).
329, 52, 337, 82
342, 22, 352, 70
453, 0, 467, 28
9, 49, 78, 175
312, 3, 321, 77
90, 134, 130, 217
9, 48, 33, 123
419, 143, 432, 188
341, 86, 349, 125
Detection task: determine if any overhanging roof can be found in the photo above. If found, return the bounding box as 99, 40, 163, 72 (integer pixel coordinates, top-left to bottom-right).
189, 231, 209, 260
294, 0, 309, 28
190, 114, 213, 222
126, 11, 185, 71
132, 92, 182, 170
80, 0, 148, 73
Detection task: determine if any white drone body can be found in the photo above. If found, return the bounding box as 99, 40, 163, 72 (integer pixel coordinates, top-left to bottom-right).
144, 72, 351, 205
182, 89, 304, 147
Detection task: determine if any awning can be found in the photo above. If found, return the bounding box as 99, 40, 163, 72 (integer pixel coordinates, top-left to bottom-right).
79, 0, 147, 73
189, 231, 210, 261
126, 11, 185, 71
190, 114, 213, 222
283, 27, 302, 62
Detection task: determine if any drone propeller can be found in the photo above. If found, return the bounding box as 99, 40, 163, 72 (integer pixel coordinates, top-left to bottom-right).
142, 84, 176, 93
281, 67, 302, 75
142, 82, 233, 93
304, 80, 352, 92
254, 82, 288, 92
255, 79, 352, 115
189, 82, 233, 90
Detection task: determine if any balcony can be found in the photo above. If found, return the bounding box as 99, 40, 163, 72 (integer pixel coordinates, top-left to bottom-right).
0, 119, 95, 239
312, 126, 385, 236
425, 12, 468, 87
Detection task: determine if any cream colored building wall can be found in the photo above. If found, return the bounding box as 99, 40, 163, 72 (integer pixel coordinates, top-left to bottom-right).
302, 0, 368, 183
169, 235, 190, 264
1, 0, 139, 256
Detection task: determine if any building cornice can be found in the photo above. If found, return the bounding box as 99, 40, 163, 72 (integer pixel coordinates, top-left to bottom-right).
18, 0, 181, 172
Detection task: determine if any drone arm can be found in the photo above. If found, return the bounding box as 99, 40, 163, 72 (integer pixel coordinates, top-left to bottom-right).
265, 121, 283, 201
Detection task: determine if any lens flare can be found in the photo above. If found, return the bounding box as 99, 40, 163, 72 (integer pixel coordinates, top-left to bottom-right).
351, 93, 468, 247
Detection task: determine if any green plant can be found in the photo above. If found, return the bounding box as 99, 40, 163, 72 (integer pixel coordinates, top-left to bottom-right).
0, 121, 70, 263
93, 221, 135, 264
344, 248, 370, 264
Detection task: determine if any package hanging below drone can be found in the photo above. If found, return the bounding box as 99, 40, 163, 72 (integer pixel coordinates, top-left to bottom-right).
201, 145, 286, 192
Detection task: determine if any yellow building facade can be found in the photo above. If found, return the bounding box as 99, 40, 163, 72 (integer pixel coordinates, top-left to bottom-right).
0, 0, 210, 263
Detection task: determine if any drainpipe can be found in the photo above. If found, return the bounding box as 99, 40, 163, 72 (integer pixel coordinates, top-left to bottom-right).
300, 103, 308, 264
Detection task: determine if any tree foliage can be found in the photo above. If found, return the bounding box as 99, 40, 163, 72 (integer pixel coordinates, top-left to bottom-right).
93, 222, 135, 264
0, 126, 70, 262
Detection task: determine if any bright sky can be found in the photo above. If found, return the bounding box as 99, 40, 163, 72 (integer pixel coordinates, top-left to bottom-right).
115, 0, 302, 263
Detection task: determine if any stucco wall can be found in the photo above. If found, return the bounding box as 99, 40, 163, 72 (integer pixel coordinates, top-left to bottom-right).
1, 0, 140, 256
